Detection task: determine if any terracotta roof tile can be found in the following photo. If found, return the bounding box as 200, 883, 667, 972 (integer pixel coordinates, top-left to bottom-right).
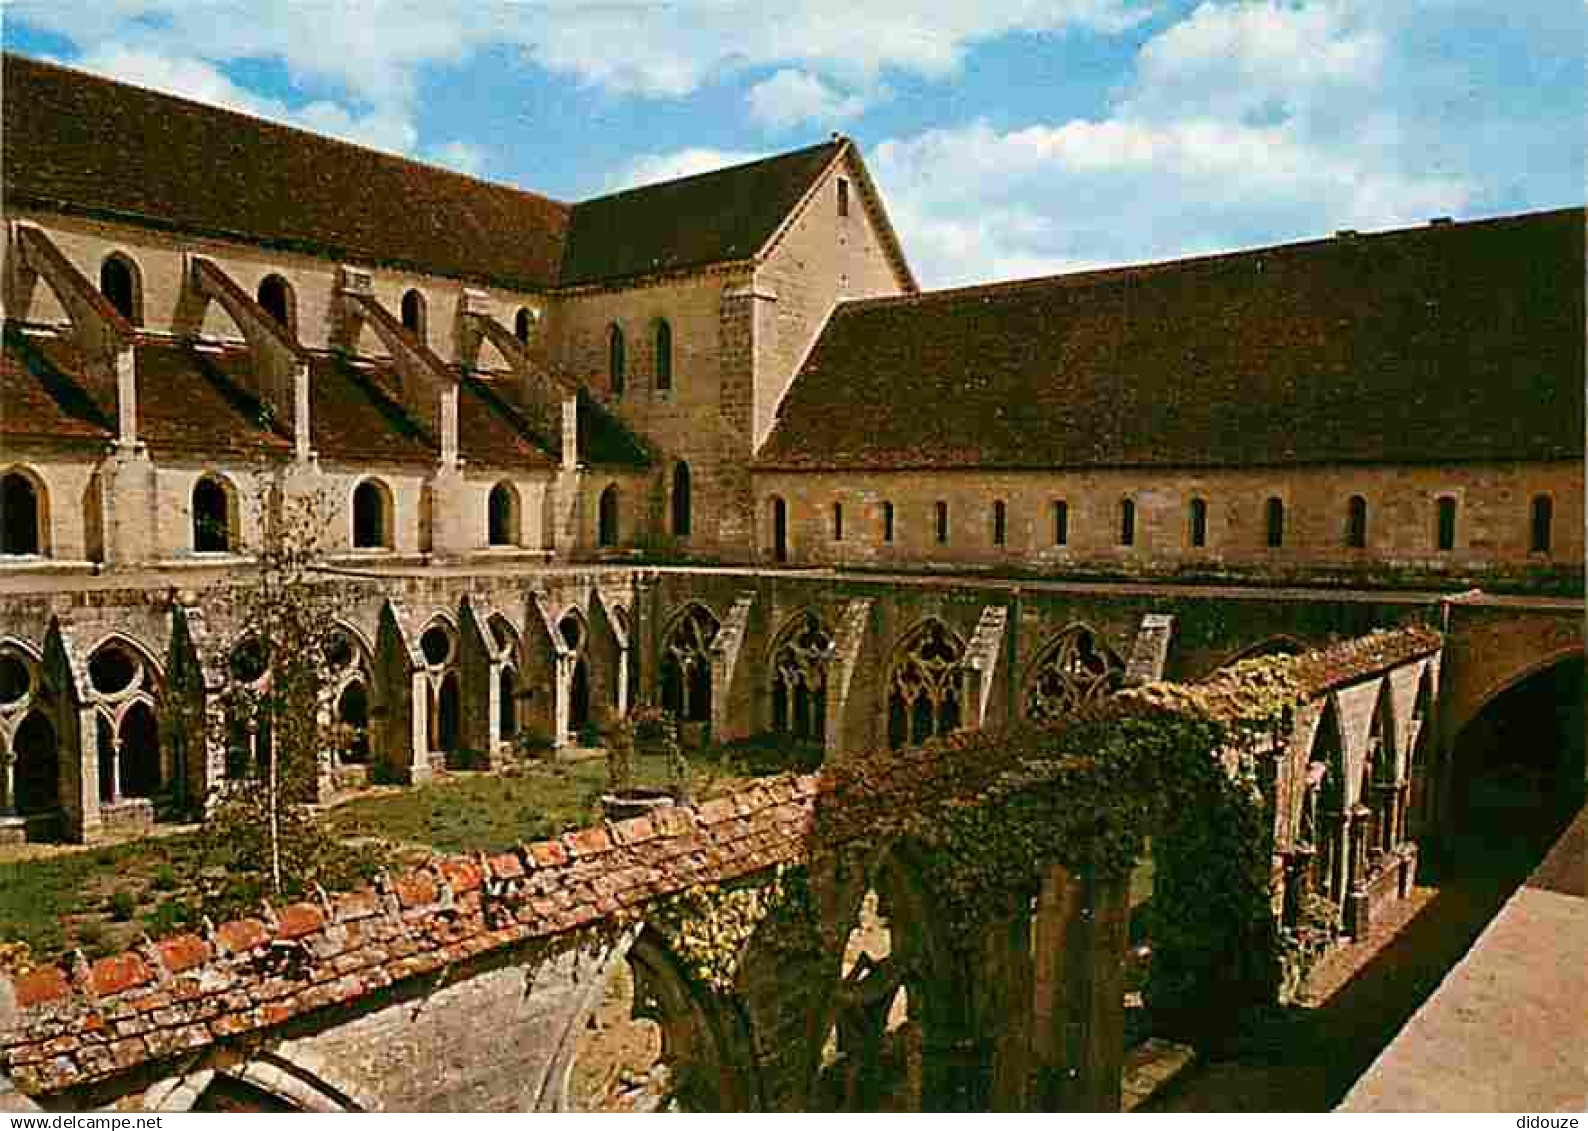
559, 142, 842, 286
0, 327, 115, 445
3, 54, 569, 293
759, 209, 1585, 470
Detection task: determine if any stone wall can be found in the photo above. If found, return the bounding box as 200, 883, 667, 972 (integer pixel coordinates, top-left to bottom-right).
752, 460, 1584, 586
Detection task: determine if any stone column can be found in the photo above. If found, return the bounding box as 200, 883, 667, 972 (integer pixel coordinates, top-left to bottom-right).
1032, 865, 1129, 1112
0, 750, 13, 815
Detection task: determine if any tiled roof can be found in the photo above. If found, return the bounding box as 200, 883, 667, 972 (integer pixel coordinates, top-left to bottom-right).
4, 54, 852, 296
1, 331, 290, 459
1, 328, 115, 446
558, 142, 843, 286
758, 208, 1586, 471
3, 54, 570, 293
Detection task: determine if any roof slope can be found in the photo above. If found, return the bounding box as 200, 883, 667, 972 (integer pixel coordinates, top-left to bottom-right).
559, 142, 842, 286
2, 54, 570, 292
758, 209, 1586, 471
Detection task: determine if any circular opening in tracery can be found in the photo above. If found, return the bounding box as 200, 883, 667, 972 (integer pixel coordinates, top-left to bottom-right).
420, 626, 452, 666
229, 638, 269, 684
0, 654, 31, 705
88, 646, 139, 695
324, 632, 354, 670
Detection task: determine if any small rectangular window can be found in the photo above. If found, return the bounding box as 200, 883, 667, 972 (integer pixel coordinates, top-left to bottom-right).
992, 501, 1007, 546
1266, 498, 1285, 549
837, 177, 850, 217
1436, 497, 1457, 551
1189, 498, 1208, 548
882, 501, 895, 544
1053, 500, 1068, 546
833, 502, 844, 542
1119, 499, 1135, 547
1531, 496, 1553, 554
935, 501, 949, 545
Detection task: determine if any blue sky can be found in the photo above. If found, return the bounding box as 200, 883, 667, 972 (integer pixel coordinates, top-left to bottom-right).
4, 1, 1582, 287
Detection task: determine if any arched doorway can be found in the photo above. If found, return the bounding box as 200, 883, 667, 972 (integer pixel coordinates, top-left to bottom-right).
436, 671, 461, 754
118, 700, 160, 798
1446, 655, 1584, 872
337, 680, 370, 762
10, 710, 58, 815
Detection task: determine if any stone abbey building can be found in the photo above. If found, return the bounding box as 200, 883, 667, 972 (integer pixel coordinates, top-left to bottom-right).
0, 53, 1581, 862
0, 52, 1583, 1114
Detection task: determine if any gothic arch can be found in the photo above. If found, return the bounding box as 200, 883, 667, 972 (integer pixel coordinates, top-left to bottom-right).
1023, 624, 1125, 722
541, 924, 761, 1111
660, 603, 719, 724
768, 609, 835, 742
884, 617, 966, 750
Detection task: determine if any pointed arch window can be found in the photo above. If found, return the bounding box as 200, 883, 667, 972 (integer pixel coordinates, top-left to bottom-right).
934, 501, 949, 545
654, 319, 673, 391
887, 620, 963, 749
608, 324, 626, 396
660, 605, 719, 724
832, 501, 844, 542
100, 254, 140, 324
514, 307, 535, 345
1025, 626, 1124, 721
771, 612, 833, 742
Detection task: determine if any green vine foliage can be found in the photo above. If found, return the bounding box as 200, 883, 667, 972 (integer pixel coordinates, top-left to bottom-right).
651, 866, 805, 994
811, 655, 1303, 1029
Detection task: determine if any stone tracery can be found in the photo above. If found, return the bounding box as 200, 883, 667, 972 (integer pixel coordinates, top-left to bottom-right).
1023, 626, 1123, 722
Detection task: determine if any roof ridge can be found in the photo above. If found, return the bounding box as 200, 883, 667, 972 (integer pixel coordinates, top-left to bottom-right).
2, 51, 572, 212
573, 138, 844, 207
834, 205, 1587, 315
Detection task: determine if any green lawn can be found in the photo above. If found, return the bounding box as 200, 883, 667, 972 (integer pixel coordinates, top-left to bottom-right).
0, 736, 819, 964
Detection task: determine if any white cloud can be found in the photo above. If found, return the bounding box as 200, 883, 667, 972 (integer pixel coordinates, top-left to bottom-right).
426, 140, 488, 177
8, 0, 1151, 123
747, 69, 869, 131
860, 0, 1588, 288
610, 148, 769, 193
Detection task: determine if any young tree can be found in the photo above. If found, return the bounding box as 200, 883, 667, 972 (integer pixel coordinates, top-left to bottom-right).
202, 478, 343, 897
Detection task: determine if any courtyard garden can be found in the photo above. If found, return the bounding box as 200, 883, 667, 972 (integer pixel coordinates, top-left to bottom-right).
0, 732, 823, 966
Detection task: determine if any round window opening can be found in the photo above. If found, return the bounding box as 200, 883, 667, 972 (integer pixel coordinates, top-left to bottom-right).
89, 646, 139, 696
0, 654, 31, 705
420, 626, 452, 667
229, 639, 270, 684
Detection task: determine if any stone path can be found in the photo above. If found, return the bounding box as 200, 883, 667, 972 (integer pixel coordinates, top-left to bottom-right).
1338, 808, 1587, 1112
